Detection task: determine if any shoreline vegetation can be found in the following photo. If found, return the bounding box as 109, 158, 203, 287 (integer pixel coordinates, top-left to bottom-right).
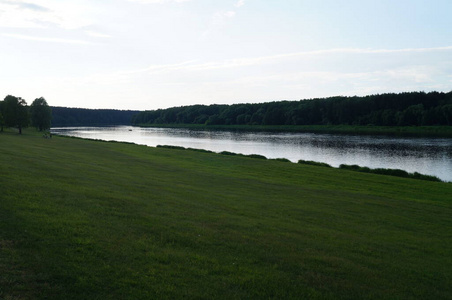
129, 91, 452, 137
132, 92, 452, 133
156, 145, 444, 182
1, 129, 451, 299
42, 91, 452, 137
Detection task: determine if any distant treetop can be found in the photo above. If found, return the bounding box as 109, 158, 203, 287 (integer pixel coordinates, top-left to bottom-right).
132, 91, 452, 127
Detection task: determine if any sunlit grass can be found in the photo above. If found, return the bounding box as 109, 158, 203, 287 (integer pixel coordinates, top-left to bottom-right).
1, 128, 451, 299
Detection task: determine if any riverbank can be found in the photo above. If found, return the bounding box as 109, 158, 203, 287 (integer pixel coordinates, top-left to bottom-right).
1, 129, 451, 299
136, 123, 452, 137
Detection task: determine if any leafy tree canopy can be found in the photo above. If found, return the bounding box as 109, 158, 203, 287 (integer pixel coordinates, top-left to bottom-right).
0, 100, 4, 131
30, 97, 52, 131
2, 95, 29, 134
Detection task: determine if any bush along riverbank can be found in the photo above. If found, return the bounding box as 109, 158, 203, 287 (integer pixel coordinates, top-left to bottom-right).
338, 164, 442, 182
133, 91, 452, 132
1, 129, 451, 299
157, 145, 444, 182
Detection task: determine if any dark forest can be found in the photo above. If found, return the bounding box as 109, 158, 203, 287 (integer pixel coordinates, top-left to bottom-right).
51, 107, 140, 127
132, 91, 452, 127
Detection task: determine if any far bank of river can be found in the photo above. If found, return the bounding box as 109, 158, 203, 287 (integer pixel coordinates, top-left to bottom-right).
51, 126, 452, 182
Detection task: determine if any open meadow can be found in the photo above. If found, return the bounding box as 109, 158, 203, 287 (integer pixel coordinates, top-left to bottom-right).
1, 129, 451, 299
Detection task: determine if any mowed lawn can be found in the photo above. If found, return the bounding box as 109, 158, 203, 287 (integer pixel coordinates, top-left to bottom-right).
1, 129, 451, 299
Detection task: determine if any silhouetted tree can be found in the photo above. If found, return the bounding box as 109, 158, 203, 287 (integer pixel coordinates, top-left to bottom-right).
399, 104, 424, 126
30, 97, 52, 131
3, 95, 29, 134
438, 104, 452, 125
0, 100, 4, 132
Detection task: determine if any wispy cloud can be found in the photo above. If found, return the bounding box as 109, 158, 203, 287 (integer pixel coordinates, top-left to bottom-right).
84, 30, 111, 38
201, 0, 247, 39
126, 0, 191, 3
262, 46, 452, 58
2, 33, 95, 45
235, 0, 245, 8
201, 10, 237, 39
0, 1, 92, 29
138, 46, 452, 73
223, 11, 236, 18
1, 0, 50, 12
87, 45, 452, 94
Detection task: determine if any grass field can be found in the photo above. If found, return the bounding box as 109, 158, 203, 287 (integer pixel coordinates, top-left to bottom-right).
1, 129, 451, 299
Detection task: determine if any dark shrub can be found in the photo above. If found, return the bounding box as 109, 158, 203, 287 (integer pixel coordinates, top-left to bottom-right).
299, 160, 332, 167
246, 154, 267, 160
157, 145, 186, 150
272, 158, 291, 163
340, 164, 442, 182
187, 148, 214, 153
220, 151, 239, 156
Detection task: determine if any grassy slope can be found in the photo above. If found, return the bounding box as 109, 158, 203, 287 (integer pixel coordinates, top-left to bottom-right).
1, 129, 451, 299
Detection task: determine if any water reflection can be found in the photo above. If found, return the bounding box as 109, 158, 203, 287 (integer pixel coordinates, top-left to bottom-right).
51, 126, 452, 182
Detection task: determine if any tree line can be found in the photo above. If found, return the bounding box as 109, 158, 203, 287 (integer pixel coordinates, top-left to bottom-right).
0, 95, 52, 134
132, 91, 452, 127
51, 107, 140, 127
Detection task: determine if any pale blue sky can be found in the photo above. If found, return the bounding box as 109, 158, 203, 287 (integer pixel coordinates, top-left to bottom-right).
1, 0, 451, 109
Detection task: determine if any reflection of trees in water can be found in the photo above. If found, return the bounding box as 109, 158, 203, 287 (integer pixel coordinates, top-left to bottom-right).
178, 129, 452, 158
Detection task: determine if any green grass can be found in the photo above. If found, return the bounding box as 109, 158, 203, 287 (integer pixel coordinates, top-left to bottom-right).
137, 123, 452, 137
1, 129, 451, 299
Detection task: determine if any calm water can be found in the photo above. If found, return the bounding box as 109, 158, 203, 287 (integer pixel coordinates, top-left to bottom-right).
51, 126, 452, 182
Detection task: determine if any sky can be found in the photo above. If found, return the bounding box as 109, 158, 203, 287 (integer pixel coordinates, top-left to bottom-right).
1, 0, 452, 110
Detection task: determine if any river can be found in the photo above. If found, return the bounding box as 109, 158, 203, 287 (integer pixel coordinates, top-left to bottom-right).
51, 126, 452, 182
